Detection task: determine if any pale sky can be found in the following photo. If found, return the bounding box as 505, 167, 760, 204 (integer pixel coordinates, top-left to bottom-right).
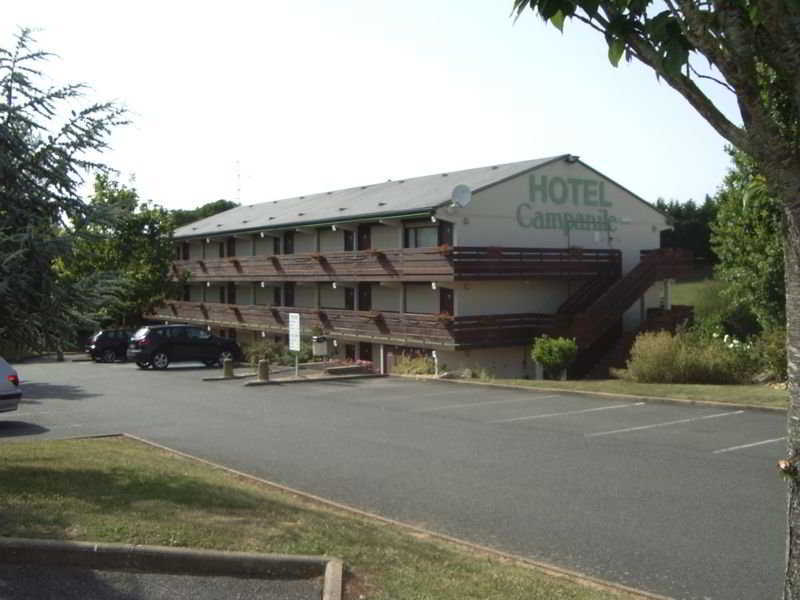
3, 1, 740, 212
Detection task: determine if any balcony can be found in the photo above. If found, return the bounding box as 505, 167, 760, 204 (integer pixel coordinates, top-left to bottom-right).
150, 301, 568, 350
171, 246, 622, 283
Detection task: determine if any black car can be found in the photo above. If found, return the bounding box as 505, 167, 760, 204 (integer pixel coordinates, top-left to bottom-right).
127, 325, 243, 370
86, 329, 133, 363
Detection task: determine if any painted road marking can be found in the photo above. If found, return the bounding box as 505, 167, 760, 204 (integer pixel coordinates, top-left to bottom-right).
418, 395, 560, 412
586, 410, 745, 438
491, 402, 645, 423
713, 436, 786, 454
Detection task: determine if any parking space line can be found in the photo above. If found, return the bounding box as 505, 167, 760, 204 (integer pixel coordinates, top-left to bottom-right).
586, 410, 744, 438
491, 402, 645, 423
417, 395, 560, 412
713, 437, 786, 454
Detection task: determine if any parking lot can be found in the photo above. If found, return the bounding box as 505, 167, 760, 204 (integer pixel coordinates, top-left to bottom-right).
1, 359, 787, 599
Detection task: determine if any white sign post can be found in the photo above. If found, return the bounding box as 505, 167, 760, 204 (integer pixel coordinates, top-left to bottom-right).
289, 312, 300, 377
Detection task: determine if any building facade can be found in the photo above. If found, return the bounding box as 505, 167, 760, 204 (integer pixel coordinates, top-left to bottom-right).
154, 155, 691, 377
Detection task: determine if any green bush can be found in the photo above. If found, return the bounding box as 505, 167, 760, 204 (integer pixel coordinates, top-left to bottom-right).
391, 354, 436, 375
754, 327, 787, 381
241, 338, 313, 367
625, 330, 757, 384
531, 336, 577, 379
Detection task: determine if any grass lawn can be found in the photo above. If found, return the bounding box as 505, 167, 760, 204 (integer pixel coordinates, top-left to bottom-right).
0, 436, 642, 600
486, 378, 787, 410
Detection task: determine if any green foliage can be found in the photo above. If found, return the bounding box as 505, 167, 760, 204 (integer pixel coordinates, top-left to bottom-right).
0, 29, 126, 356
531, 336, 577, 378
656, 196, 717, 262
61, 174, 176, 328
513, 0, 693, 77
754, 327, 788, 382
711, 148, 785, 331
625, 330, 756, 384
391, 354, 436, 375
241, 338, 313, 367
172, 199, 239, 228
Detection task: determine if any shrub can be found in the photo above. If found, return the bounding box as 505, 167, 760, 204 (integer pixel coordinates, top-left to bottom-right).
531, 336, 577, 379
625, 329, 757, 384
242, 338, 314, 366
391, 354, 436, 375
754, 327, 787, 382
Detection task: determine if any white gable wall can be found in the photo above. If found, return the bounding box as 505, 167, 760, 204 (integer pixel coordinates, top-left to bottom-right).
439, 158, 669, 274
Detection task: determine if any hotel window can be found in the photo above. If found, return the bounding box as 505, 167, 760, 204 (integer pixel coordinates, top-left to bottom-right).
404, 225, 438, 248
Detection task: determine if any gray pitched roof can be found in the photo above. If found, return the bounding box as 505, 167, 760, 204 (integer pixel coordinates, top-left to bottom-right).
174, 155, 568, 239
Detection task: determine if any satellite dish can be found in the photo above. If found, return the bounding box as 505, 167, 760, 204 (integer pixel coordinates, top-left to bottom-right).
451, 184, 472, 208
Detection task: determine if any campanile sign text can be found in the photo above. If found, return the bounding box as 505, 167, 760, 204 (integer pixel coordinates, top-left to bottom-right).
516, 174, 619, 233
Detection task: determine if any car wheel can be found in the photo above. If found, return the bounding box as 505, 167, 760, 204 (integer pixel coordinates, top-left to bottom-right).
151, 352, 170, 370
218, 349, 234, 366
101, 349, 116, 363
136, 361, 150, 369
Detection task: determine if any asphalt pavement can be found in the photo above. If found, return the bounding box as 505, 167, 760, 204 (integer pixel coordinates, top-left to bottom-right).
0, 358, 787, 599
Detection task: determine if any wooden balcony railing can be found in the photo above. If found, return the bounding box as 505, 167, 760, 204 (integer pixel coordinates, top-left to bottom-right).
150, 301, 566, 349
170, 246, 621, 283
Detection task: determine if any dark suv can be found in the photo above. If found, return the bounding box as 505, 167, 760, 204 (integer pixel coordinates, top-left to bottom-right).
127, 325, 243, 370
86, 329, 133, 363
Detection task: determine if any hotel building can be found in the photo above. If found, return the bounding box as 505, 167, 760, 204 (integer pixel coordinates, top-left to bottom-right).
153, 155, 691, 377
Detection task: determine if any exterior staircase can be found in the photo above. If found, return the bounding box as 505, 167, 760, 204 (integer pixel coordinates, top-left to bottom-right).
557, 276, 618, 315
569, 248, 693, 349
553, 248, 693, 379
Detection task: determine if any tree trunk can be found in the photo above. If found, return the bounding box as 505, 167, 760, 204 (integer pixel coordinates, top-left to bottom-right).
784, 200, 800, 598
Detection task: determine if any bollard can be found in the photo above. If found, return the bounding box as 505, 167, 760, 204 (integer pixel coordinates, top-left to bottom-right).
257, 359, 270, 382
223, 357, 234, 378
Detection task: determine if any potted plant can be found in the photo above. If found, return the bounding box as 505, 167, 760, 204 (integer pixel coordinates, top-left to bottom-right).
531, 335, 578, 380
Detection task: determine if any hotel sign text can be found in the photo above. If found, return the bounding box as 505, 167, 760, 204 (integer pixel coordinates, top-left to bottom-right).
516, 175, 619, 233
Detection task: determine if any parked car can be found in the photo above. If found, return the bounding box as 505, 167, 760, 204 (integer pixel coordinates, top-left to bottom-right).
127, 325, 243, 370
85, 329, 133, 363
0, 357, 21, 413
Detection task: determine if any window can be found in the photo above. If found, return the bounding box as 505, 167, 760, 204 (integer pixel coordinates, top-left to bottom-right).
273, 237, 281, 255
404, 226, 438, 248
226, 237, 236, 257
357, 283, 371, 311
357, 224, 371, 250
283, 282, 295, 307
273, 286, 281, 306
226, 282, 237, 305
344, 230, 355, 251
181, 242, 190, 260
283, 231, 294, 254
344, 287, 355, 310
439, 287, 454, 315
187, 327, 210, 340
182, 285, 190, 301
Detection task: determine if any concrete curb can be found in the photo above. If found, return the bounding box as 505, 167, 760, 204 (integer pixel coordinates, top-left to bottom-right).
243, 373, 384, 387
122, 433, 669, 600
201, 373, 255, 382
0, 537, 342, 600
392, 374, 786, 414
